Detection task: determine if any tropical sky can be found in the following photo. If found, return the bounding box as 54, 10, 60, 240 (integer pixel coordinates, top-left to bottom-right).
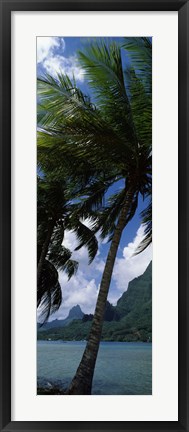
37, 36, 152, 320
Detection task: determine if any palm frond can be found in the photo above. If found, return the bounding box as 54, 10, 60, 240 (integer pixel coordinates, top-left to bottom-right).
78, 41, 137, 148
48, 244, 72, 270
125, 67, 152, 149
135, 198, 152, 254
37, 259, 62, 324
62, 259, 79, 280
70, 220, 98, 264
93, 189, 126, 240
76, 177, 115, 220
37, 73, 97, 130
122, 37, 152, 97
37, 133, 126, 183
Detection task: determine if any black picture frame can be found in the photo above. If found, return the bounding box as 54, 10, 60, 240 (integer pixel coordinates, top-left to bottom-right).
0, 0, 188, 431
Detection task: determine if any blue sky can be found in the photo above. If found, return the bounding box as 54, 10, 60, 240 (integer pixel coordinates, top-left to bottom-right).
37, 37, 152, 320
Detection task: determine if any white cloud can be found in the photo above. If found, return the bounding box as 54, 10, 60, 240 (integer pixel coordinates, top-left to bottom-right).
63, 219, 101, 264
112, 225, 152, 296
37, 37, 65, 63
48, 224, 152, 320
63, 228, 90, 264
37, 36, 85, 82
48, 226, 103, 319
43, 55, 85, 82
51, 270, 99, 320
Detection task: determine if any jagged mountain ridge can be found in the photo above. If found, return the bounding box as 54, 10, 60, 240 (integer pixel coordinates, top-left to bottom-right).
38, 262, 152, 341
38, 304, 84, 331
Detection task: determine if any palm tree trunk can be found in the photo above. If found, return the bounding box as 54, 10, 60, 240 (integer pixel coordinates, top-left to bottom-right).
67, 187, 135, 395
37, 219, 55, 286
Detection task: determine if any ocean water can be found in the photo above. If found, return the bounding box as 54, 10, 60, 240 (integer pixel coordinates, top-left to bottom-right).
37, 340, 152, 395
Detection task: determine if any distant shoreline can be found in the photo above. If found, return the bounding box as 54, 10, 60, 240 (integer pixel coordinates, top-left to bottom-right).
38, 339, 152, 344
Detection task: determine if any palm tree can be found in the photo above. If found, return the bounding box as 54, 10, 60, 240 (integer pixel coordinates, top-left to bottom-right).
37, 175, 98, 323
37, 37, 152, 393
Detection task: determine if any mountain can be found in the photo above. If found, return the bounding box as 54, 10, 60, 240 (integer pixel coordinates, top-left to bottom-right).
38, 262, 152, 342
38, 304, 84, 331
116, 261, 152, 319
68, 305, 84, 320
102, 261, 152, 341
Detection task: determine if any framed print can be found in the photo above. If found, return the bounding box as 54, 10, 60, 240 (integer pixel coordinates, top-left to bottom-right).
0, 0, 189, 431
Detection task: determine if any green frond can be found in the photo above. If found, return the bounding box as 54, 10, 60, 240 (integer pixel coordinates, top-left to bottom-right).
125, 193, 139, 225
122, 37, 152, 97
37, 177, 67, 222
94, 189, 127, 240
78, 41, 137, 148
51, 221, 65, 246
37, 126, 127, 175
76, 177, 116, 219
135, 199, 152, 254
48, 244, 72, 270
37, 259, 62, 324
125, 67, 152, 149
93, 189, 139, 242
71, 220, 98, 264
62, 259, 79, 280
37, 73, 97, 130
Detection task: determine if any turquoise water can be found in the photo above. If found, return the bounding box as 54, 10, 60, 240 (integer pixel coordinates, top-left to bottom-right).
37, 340, 152, 395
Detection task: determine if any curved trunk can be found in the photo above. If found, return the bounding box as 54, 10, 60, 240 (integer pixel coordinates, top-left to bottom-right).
37, 219, 55, 287
67, 188, 135, 395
